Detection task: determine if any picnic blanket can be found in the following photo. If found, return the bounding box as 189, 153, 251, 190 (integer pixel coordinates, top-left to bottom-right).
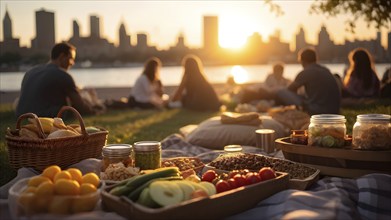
1, 134, 390, 220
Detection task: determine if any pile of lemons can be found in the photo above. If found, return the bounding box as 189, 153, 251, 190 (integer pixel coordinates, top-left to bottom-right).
18, 165, 100, 215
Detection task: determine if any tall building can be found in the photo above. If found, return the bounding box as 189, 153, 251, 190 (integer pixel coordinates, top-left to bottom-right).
73, 20, 80, 38
118, 22, 131, 50
317, 25, 334, 61
203, 16, 219, 51
32, 8, 55, 52
90, 15, 100, 38
136, 33, 148, 49
295, 26, 307, 52
1, 7, 20, 55
3, 8, 12, 40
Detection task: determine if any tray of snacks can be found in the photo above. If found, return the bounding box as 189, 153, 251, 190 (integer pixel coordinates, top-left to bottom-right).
8, 165, 103, 219
101, 167, 289, 220
275, 137, 391, 178
202, 153, 320, 190
161, 157, 205, 174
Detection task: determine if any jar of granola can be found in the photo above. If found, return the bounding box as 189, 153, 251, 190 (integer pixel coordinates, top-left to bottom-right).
308, 114, 346, 148
133, 141, 161, 170
102, 144, 133, 171
352, 114, 391, 150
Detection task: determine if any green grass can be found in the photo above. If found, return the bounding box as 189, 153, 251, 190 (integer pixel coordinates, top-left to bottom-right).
1, 101, 389, 186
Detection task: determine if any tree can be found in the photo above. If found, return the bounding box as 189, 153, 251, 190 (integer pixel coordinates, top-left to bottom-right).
265, 0, 391, 32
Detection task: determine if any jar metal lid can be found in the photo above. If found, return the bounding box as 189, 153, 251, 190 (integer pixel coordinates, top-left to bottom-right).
102, 144, 132, 157
134, 141, 161, 152
224, 145, 242, 153
357, 114, 391, 122
310, 114, 346, 124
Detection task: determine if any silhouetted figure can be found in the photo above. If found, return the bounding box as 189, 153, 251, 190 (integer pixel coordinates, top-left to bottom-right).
276, 47, 341, 115
171, 54, 221, 111
16, 42, 104, 117
240, 62, 290, 104
343, 48, 380, 98
127, 57, 167, 109
380, 67, 391, 98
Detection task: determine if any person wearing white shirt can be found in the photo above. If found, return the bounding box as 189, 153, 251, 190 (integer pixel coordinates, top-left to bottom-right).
128, 57, 166, 109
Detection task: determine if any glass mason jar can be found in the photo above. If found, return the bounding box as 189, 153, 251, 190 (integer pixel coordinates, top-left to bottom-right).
352, 114, 391, 150
133, 141, 161, 170
101, 144, 133, 171
223, 145, 243, 155
308, 114, 346, 148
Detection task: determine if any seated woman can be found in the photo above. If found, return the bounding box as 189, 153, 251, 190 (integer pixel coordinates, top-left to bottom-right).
128, 57, 167, 109
343, 48, 380, 98
170, 55, 221, 111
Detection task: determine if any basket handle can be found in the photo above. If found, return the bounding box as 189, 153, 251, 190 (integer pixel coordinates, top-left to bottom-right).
57, 106, 88, 136
16, 113, 46, 139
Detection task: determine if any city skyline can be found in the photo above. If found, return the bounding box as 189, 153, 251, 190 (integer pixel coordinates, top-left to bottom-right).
0, 1, 389, 51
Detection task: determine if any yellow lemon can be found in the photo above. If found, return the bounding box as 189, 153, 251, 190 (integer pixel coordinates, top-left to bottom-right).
18, 192, 36, 214
79, 183, 97, 195
81, 173, 100, 187
31, 195, 52, 213
23, 186, 37, 194
72, 196, 98, 213
49, 196, 72, 215
36, 181, 54, 196
53, 170, 72, 183
27, 176, 51, 187
42, 165, 61, 181
67, 168, 83, 184
54, 179, 80, 196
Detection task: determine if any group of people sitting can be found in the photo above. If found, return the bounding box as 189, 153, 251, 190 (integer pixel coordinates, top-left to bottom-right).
15, 42, 221, 118
15, 42, 390, 118
239, 47, 390, 115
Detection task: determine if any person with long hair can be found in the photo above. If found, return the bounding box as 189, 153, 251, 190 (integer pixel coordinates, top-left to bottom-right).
128, 57, 166, 109
343, 48, 380, 98
171, 54, 221, 111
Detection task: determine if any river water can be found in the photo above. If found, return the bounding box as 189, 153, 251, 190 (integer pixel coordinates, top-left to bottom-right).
1, 63, 389, 91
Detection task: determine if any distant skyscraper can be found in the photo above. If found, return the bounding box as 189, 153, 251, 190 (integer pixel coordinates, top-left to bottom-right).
317, 25, 334, 61
203, 16, 219, 50
295, 26, 307, 52
137, 33, 148, 49
90, 15, 100, 38
33, 9, 55, 52
318, 25, 333, 47
73, 20, 80, 38
119, 22, 131, 50
3, 8, 12, 40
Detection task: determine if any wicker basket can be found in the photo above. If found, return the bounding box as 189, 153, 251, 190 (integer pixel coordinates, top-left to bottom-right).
6, 106, 108, 171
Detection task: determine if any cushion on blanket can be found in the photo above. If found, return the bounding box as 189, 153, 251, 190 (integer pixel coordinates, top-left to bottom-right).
185, 116, 286, 149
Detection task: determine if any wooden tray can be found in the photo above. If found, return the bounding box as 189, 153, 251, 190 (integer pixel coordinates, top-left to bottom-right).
275, 137, 391, 178
101, 173, 289, 220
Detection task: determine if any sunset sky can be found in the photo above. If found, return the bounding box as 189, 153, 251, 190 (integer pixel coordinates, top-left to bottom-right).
0, 0, 389, 51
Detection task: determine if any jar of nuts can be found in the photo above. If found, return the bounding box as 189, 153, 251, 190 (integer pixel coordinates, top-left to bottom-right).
352, 114, 391, 150
101, 144, 133, 171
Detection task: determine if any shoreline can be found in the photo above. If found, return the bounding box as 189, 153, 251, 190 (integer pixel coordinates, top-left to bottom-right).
0, 83, 238, 104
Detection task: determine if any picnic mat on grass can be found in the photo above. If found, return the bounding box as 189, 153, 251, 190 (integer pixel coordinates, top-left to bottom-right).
1, 134, 390, 220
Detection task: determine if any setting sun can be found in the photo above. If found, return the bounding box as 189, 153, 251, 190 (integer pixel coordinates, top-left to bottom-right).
219, 15, 252, 49
231, 65, 249, 84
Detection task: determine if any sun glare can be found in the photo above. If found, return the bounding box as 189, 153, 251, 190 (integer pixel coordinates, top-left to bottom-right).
231, 65, 249, 84
219, 16, 251, 49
